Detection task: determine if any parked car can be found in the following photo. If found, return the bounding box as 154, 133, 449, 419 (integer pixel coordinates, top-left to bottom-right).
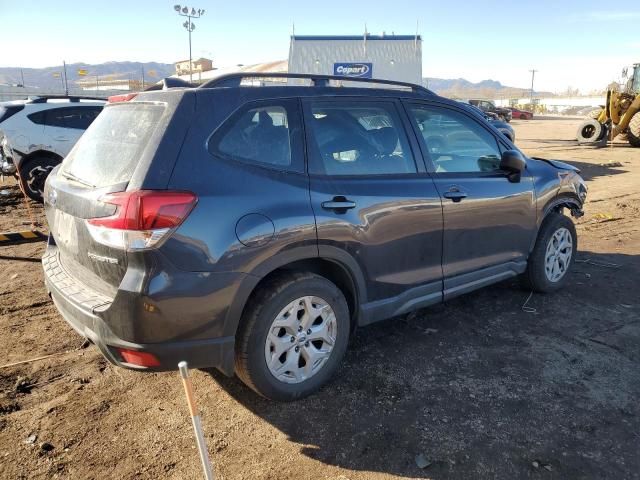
459, 102, 516, 142
0, 96, 104, 201
467, 99, 513, 122
510, 107, 534, 120
43, 73, 586, 401
510, 107, 533, 120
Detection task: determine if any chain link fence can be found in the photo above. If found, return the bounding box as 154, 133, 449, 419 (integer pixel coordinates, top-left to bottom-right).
0, 86, 126, 102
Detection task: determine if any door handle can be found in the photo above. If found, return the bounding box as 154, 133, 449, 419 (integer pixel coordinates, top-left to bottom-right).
53, 136, 69, 141
443, 190, 468, 202
321, 197, 356, 211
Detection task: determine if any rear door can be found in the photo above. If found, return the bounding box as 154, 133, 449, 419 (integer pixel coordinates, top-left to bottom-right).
302, 97, 443, 323
404, 101, 536, 299
42, 106, 102, 157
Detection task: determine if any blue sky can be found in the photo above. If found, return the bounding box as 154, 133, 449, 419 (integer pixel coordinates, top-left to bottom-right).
1, 0, 638, 92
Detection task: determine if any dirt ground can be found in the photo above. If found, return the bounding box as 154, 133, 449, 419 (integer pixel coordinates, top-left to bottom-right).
1, 117, 639, 480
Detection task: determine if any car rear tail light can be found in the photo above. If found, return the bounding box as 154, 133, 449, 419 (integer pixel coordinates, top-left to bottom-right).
107, 93, 138, 103
86, 190, 197, 250
116, 348, 160, 367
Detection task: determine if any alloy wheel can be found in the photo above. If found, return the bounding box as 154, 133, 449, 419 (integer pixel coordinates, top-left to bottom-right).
544, 227, 573, 282
264, 296, 337, 384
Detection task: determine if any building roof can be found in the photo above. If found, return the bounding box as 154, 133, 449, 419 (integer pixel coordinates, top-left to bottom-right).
172, 60, 288, 83
174, 57, 212, 65
291, 35, 421, 41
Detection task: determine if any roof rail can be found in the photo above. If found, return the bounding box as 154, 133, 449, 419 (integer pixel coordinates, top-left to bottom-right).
199, 72, 434, 95
29, 95, 106, 103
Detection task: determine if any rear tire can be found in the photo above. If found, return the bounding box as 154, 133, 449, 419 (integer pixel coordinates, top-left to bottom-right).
235, 272, 350, 401
521, 212, 577, 293
628, 112, 640, 148
18, 156, 59, 202
576, 119, 604, 144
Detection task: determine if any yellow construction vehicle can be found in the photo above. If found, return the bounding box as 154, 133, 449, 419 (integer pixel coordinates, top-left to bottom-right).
577, 63, 640, 147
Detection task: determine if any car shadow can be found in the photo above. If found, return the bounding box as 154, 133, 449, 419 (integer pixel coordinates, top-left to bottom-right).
560, 159, 628, 181
204, 250, 640, 479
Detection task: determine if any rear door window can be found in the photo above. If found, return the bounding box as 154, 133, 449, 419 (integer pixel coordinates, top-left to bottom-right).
27, 110, 47, 125
304, 100, 417, 176
208, 99, 303, 172
61, 103, 164, 188
61, 106, 102, 129
28, 106, 102, 130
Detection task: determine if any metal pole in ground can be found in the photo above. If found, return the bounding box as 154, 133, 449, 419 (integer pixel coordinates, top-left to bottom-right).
178, 361, 214, 480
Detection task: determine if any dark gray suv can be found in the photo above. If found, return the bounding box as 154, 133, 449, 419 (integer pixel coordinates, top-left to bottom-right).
42, 74, 586, 401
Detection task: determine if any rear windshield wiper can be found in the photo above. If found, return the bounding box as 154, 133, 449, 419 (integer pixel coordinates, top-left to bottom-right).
60, 170, 95, 188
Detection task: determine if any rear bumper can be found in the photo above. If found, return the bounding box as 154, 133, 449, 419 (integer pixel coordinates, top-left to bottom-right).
43, 244, 237, 375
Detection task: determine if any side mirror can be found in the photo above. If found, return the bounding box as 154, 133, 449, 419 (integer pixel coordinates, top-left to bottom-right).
499, 149, 526, 183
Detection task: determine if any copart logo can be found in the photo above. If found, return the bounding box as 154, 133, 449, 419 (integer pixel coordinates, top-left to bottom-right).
333, 63, 373, 78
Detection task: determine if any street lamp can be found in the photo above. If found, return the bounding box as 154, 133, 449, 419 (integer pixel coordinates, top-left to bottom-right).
173, 5, 205, 83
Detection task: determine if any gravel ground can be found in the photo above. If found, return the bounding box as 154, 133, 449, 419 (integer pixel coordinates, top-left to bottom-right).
0, 117, 639, 479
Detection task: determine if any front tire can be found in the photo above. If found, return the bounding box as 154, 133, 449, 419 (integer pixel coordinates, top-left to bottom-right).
521, 212, 577, 293
235, 272, 350, 401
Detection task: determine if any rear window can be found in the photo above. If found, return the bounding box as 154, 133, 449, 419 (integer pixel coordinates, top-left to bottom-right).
61, 104, 164, 188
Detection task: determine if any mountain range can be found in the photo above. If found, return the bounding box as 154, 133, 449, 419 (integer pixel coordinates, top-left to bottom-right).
0, 62, 176, 90
0, 61, 551, 98
424, 77, 552, 98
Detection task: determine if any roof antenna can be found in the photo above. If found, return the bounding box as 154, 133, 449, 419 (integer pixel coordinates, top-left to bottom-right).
415, 20, 419, 53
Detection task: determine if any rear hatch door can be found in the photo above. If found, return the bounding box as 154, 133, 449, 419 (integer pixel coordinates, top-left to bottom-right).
44, 94, 194, 297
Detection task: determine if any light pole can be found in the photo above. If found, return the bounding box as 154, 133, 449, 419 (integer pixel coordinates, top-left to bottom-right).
529, 69, 538, 107
173, 5, 205, 83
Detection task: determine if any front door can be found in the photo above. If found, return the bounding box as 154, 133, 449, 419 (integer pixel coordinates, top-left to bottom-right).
405, 101, 537, 299
302, 97, 444, 324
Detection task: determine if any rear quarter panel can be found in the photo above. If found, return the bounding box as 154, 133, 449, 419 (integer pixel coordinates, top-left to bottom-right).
162, 90, 318, 275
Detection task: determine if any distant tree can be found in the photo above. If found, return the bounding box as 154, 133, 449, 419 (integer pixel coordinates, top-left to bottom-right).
563, 86, 581, 97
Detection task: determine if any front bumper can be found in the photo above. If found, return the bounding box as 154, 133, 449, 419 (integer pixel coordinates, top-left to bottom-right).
0, 149, 15, 176
43, 245, 236, 375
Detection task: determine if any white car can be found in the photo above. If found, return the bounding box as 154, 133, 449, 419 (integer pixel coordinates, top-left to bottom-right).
0, 96, 104, 201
